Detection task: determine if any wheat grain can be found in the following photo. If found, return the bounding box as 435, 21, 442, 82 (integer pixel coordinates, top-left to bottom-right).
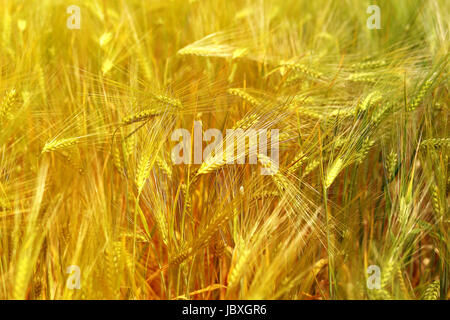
385, 151, 397, 180
325, 158, 343, 189
0, 88, 17, 122
122, 108, 162, 125
422, 280, 440, 300
227, 242, 250, 288
251, 190, 279, 200
154, 208, 169, 246
347, 72, 378, 83
135, 151, 154, 193
431, 185, 443, 219
227, 88, 261, 106
156, 155, 172, 178
281, 61, 323, 79
421, 138, 450, 148
357, 91, 382, 112
355, 138, 375, 164
408, 78, 434, 112
303, 159, 320, 177
41, 137, 79, 153
351, 60, 387, 70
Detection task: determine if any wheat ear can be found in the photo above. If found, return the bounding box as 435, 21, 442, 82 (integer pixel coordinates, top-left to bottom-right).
41, 137, 79, 153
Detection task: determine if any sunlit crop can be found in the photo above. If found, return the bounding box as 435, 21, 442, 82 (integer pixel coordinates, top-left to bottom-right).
0, 0, 448, 300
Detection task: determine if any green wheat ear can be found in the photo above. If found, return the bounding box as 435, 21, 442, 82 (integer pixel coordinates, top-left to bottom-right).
422, 280, 440, 300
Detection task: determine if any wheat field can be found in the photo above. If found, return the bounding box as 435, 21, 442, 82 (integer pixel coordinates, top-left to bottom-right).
0, 0, 448, 300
